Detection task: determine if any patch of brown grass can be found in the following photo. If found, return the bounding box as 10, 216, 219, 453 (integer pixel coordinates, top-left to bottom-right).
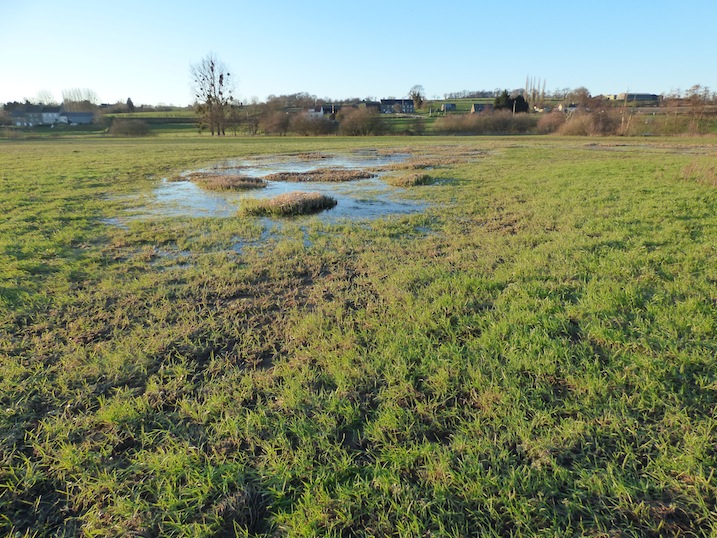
384, 172, 433, 187
293, 152, 330, 161
240, 191, 337, 216
681, 162, 717, 186
186, 173, 267, 191
383, 154, 473, 171
264, 169, 374, 182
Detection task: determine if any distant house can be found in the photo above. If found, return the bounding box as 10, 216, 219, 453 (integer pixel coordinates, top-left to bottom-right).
320, 104, 342, 117
470, 103, 494, 114
42, 108, 61, 124
305, 107, 324, 120
380, 99, 414, 114
11, 104, 61, 126
606, 93, 660, 106
305, 104, 344, 119
10, 106, 93, 126
442, 103, 456, 112
60, 111, 95, 125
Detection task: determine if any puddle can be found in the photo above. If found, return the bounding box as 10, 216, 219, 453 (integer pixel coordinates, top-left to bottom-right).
215, 151, 409, 178
144, 151, 427, 222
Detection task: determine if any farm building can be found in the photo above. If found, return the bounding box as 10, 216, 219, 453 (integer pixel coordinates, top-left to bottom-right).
380, 99, 414, 114
61, 112, 95, 125
306, 105, 343, 119
10, 106, 94, 126
606, 93, 660, 105
11, 105, 61, 127
442, 103, 456, 112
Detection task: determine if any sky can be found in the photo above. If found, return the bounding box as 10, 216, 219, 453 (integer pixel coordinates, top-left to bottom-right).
2, 0, 716, 106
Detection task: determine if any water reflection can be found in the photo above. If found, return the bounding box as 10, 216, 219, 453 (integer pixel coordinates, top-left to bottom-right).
150, 151, 427, 221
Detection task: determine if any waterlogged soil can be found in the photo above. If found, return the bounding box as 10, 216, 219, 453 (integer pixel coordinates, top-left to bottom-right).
147, 151, 428, 221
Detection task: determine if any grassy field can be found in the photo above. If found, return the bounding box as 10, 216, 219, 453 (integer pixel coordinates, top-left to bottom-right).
1, 134, 717, 536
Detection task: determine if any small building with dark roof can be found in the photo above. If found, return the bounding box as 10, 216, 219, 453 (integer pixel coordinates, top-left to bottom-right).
380, 99, 414, 114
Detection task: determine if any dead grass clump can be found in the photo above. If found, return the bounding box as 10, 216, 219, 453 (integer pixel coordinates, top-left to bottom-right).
681, 162, 717, 186
375, 148, 413, 155
294, 152, 329, 161
384, 173, 433, 187
184, 172, 267, 191
264, 169, 374, 182
385, 156, 465, 171
241, 191, 337, 216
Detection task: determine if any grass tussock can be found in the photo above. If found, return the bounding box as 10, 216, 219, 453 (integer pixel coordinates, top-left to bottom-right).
681, 161, 717, 186
241, 191, 337, 216
264, 169, 374, 182
187, 173, 267, 191
384, 172, 433, 187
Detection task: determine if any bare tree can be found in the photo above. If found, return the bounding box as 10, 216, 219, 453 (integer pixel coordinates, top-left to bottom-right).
190, 53, 235, 135
35, 90, 58, 106
685, 84, 711, 134
409, 84, 425, 110
61, 88, 99, 111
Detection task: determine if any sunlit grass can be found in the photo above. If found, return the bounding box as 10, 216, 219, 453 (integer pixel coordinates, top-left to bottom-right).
1, 134, 717, 536
184, 172, 267, 191
240, 191, 337, 216
384, 172, 433, 187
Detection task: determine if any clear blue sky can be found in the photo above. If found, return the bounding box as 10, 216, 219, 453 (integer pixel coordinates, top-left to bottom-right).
2, 0, 715, 106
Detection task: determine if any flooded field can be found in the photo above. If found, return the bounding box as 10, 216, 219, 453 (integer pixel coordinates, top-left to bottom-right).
145, 150, 428, 221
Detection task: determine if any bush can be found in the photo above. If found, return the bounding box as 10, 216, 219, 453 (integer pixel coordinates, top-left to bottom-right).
556, 113, 593, 136
108, 118, 150, 137
289, 114, 336, 136
556, 110, 621, 136
261, 111, 290, 135
337, 108, 386, 136
433, 110, 537, 135
536, 112, 566, 134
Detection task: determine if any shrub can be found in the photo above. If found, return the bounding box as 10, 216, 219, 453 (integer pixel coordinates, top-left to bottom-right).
108, 118, 150, 137
536, 112, 566, 134
556, 113, 593, 136
261, 111, 290, 135
289, 114, 336, 136
240, 191, 337, 216
556, 110, 621, 136
337, 108, 386, 136
433, 110, 537, 135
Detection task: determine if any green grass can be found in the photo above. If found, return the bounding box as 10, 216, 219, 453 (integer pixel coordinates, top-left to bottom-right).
1, 134, 717, 536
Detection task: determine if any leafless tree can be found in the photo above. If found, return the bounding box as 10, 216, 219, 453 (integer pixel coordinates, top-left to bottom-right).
685, 84, 711, 134
260, 111, 290, 135
409, 85, 425, 109
190, 53, 235, 135
35, 90, 58, 106
61, 88, 99, 111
